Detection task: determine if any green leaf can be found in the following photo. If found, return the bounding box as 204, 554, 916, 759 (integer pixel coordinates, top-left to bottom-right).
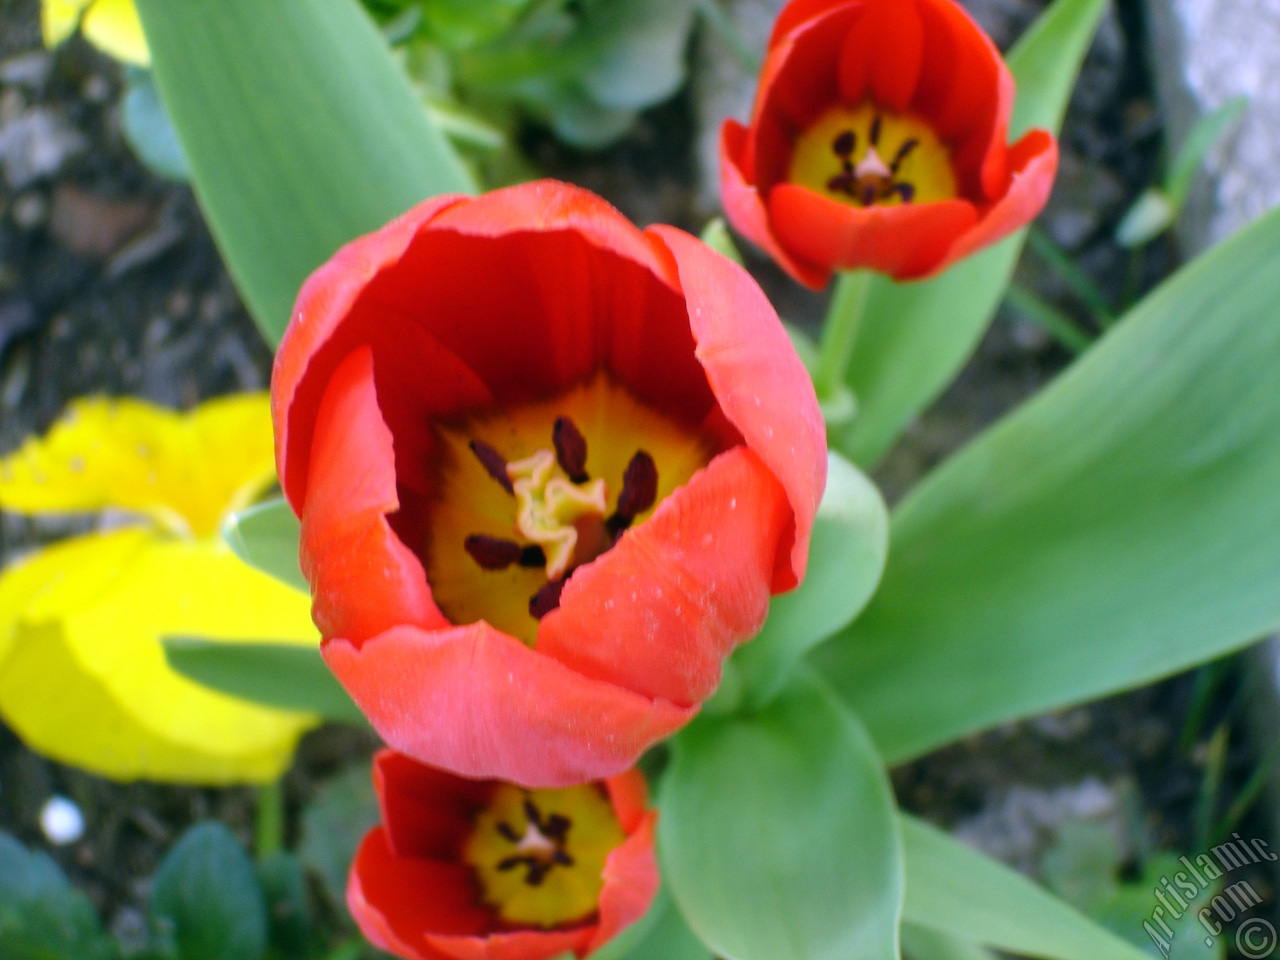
590, 889, 711, 960
815, 206, 1280, 763
732, 451, 888, 707
899, 925, 998, 960
659, 670, 902, 960
222, 499, 306, 593
257, 851, 317, 960
163, 638, 364, 725
298, 765, 381, 914
0, 832, 117, 960
151, 822, 268, 960
832, 0, 1108, 467
121, 68, 189, 183
134, 0, 476, 345
900, 816, 1150, 960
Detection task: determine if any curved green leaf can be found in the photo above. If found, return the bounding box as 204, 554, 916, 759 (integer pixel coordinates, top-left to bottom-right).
163, 637, 364, 725
901, 816, 1151, 960
134, 0, 476, 345
660, 670, 902, 960
733, 451, 888, 707
222, 499, 306, 593
833, 0, 1108, 467
816, 206, 1280, 762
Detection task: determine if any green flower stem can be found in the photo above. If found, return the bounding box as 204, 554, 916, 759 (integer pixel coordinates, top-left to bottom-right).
812, 269, 874, 401
255, 781, 285, 862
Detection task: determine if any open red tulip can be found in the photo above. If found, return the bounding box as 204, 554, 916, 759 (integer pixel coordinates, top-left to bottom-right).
721, 0, 1058, 288
272, 180, 826, 786
349, 750, 659, 960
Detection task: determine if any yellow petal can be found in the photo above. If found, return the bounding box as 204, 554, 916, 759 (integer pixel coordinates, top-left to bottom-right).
0, 393, 276, 539
0, 528, 319, 784
41, 0, 93, 50
83, 0, 150, 66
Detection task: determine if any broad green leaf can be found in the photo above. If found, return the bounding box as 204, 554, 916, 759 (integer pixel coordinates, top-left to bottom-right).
164, 638, 364, 726
590, 889, 711, 960
660, 670, 902, 960
733, 451, 888, 707
298, 765, 381, 913
815, 206, 1280, 762
222, 499, 307, 593
0, 832, 117, 960
900, 816, 1150, 960
833, 0, 1108, 467
151, 822, 268, 960
899, 925, 997, 960
134, 0, 476, 345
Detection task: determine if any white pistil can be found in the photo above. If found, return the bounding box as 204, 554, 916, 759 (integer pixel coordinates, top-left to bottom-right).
515, 819, 558, 857
855, 144, 892, 180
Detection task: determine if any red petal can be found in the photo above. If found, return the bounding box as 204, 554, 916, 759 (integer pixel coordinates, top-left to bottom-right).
538, 448, 789, 705
300, 346, 447, 642
648, 224, 827, 589
323, 624, 695, 788
720, 120, 831, 290
768, 184, 980, 279
588, 812, 660, 953
769, 0, 851, 47
911, 0, 1011, 198
838, 0, 925, 112
936, 128, 1058, 270
423, 927, 591, 960
274, 192, 467, 508
374, 750, 494, 861
348, 828, 490, 960
603, 769, 650, 834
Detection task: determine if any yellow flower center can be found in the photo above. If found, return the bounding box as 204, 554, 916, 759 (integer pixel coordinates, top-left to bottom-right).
462, 783, 625, 929
788, 102, 957, 207
424, 374, 713, 644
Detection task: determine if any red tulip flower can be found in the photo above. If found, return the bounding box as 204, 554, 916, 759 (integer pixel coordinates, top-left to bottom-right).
721, 0, 1058, 287
350, 750, 658, 960
272, 180, 826, 786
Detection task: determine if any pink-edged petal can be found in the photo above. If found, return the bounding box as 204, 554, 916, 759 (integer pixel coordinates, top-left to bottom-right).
348, 828, 490, 960
374, 749, 493, 861
300, 347, 447, 642
720, 121, 831, 290
274, 192, 467, 506
322, 623, 695, 788
936, 128, 1058, 271
423, 926, 591, 960
768, 184, 979, 279
588, 812, 660, 954
647, 224, 827, 588
537, 447, 790, 705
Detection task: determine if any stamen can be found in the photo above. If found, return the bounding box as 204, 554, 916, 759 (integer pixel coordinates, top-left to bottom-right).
519, 544, 548, 568
529, 578, 566, 619
608, 450, 658, 537
832, 129, 856, 158
890, 138, 919, 173
469, 440, 514, 495
464, 535, 524, 570
895, 183, 916, 203
869, 113, 882, 146
552, 416, 589, 483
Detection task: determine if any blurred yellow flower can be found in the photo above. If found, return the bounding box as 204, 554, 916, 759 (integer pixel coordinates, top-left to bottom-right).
43, 0, 149, 67
0, 394, 319, 784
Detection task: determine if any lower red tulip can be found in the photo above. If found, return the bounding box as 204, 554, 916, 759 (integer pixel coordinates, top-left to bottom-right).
350, 750, 659, 960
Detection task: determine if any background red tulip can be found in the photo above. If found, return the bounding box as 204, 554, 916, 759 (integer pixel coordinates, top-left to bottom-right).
721, 0, 1058, 287
272, 181, 826, 786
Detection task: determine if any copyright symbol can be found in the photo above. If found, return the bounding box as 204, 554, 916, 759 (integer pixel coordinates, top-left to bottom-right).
1237, 918, 1277, 959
